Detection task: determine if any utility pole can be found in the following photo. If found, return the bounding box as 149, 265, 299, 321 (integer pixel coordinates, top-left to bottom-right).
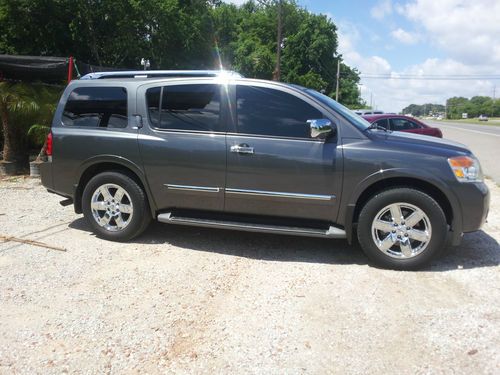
273, 0, 283, 81
370, 92, 373, 109
492, 85, 496, 117
335, 58, 340, 101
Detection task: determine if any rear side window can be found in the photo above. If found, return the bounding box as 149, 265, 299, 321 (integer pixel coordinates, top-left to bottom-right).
146, 84, 222, 132
236, 85, 322, 138
62, 87, 127, 128
390, 118, 422, 131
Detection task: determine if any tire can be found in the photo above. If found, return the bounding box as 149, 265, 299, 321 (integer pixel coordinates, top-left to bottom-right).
357, 188, 447, 270
82, 171, 151, 241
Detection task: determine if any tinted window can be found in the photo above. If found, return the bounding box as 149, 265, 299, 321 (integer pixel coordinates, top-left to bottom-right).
390, 118, 422, 131
373, 119, 389, 129
62, 87, 127, 128
146, 84, 221, 132
236, 85, 323, 138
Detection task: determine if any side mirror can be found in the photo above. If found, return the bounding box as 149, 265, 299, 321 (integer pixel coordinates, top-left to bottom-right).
307, 119, 334, 140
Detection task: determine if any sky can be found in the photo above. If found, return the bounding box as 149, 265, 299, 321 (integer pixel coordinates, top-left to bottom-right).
227, 0, 500, 112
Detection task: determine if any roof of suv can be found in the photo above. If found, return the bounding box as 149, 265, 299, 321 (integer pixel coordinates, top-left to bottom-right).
80, 70, 243, 80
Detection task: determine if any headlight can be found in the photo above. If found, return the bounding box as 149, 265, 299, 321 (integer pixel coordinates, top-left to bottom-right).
448, 155, 483, 182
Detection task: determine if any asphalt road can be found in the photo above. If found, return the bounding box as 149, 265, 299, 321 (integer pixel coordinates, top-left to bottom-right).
427, 120, 500, 183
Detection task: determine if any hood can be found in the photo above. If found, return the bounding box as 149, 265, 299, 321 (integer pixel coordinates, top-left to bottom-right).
368, 129, 470, 155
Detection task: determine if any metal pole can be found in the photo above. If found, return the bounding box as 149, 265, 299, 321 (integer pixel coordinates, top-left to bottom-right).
67, 56, 74, 84
273, 0, 283, 81
492, 85, 496, 117
335, 58, 340, 101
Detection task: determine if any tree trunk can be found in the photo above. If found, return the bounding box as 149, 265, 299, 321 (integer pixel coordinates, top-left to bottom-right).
35, 138, 48, 163
1, 103, 15, 162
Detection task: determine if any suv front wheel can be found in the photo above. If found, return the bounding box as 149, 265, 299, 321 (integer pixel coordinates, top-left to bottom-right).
357, 188, 448, 270
82, 171, 151, 241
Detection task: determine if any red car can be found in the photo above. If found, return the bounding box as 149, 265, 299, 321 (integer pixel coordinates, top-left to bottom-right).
362, 114, 443, 138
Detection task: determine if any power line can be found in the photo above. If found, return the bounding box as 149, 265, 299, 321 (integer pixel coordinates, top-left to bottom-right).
359, 73, 500, 81
361, 73, 500, 77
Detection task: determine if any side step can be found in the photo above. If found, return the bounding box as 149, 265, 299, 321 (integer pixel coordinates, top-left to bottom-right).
157, 212, 346, 239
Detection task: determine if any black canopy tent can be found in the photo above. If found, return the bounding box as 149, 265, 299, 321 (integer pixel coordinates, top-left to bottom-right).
0, 54, 115, 83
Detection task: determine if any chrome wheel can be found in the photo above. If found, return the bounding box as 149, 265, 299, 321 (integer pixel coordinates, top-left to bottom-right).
90, 183, 133, 232
371, 202, 432, 259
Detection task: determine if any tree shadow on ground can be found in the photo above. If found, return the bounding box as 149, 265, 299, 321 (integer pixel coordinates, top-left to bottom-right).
69, 218, 499, 272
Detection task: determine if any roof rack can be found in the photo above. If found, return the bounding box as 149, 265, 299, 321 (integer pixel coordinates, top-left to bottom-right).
80, 70, 243, 80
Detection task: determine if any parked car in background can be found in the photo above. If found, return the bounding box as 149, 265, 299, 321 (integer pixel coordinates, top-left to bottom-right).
354, 109, 384, 116
363, 114, 443, 138
478, 114, 488, 121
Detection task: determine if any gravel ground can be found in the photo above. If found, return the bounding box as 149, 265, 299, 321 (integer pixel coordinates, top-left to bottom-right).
0, 176, 499, 374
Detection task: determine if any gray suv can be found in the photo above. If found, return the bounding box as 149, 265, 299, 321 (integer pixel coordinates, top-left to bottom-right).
40, 70, 490, 270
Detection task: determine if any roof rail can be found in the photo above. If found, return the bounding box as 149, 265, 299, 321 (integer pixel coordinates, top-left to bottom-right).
80, 70, 243, 80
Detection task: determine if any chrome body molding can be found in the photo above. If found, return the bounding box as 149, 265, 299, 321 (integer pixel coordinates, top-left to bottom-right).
165, 184, 220, 193
225, 188, 334, 201
164, 185, 334, 200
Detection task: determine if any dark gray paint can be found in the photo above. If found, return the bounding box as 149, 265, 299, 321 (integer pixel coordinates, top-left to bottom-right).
40, 76, 490, 245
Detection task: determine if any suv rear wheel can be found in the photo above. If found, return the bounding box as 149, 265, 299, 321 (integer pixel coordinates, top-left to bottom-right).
82, 172, 151, 241
357, 188, 447, 270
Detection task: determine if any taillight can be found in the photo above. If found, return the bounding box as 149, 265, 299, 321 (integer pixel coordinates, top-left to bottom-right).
46, 131, 53, 156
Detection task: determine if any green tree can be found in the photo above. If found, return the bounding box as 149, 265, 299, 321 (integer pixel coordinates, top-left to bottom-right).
0, 82, 39, 163
1, 0, 363, 106
26, 86, 61, 162
402, 103, 445, 117
213, 0, 363, 107
446, 97, 469, 119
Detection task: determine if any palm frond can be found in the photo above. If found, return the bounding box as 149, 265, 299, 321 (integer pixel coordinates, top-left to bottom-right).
27, 123, 51, 145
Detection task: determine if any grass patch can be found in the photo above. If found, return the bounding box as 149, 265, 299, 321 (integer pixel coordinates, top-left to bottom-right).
440, 118, 500, 126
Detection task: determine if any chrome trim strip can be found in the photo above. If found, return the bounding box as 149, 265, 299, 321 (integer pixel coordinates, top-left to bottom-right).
225, 188, 333, 201
165, 184, 220, 193
157, 213, 346, 239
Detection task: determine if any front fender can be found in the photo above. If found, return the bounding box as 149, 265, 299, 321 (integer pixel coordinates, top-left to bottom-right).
339, 168, 462, 245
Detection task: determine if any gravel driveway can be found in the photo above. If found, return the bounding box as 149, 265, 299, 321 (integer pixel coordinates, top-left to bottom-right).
1, 177, 499, 374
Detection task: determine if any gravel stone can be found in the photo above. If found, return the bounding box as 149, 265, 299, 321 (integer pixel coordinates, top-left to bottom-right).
0, 176, 499, 374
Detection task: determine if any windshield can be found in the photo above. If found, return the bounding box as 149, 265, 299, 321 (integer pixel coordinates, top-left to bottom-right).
306, 89, 371, 131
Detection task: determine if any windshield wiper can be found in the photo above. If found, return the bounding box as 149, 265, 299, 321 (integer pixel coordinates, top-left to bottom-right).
365, 123, 389, 132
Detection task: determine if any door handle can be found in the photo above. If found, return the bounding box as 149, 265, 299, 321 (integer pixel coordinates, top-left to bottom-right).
230, 144, 254, 154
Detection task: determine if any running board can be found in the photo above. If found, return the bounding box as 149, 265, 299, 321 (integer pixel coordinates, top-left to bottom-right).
157, 212, 346, 239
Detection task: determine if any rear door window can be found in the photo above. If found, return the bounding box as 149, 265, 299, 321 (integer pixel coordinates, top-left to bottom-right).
146, 84, 222, 132
62, 87, 128, 128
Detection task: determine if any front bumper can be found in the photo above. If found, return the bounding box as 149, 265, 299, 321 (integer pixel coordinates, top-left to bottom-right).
455, 181, 490, 234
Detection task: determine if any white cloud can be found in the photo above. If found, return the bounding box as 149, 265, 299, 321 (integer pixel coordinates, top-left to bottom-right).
227, 0, 499, 112
391, 28, 420, 44
337, 21, 497, 113
401, 0, 500, 65
370, 0, 393, 20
